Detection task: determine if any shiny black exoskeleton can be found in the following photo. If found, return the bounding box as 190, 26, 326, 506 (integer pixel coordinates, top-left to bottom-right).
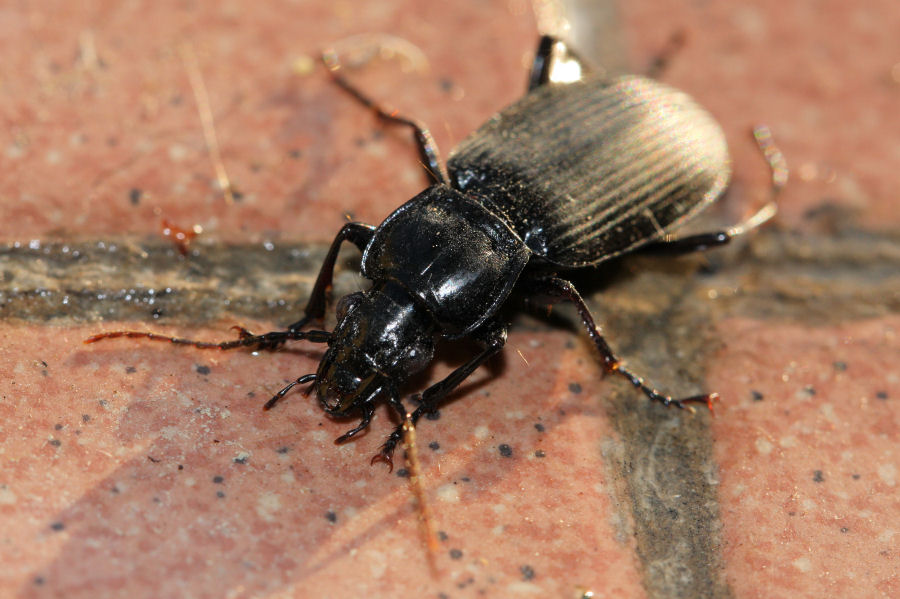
88, 36, 785, 468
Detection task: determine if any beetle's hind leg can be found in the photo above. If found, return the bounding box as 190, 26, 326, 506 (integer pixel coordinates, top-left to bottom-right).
638, 125, 787, 256
527, 35, 591, 90
528, 30, 684, 91
321, 47, 448, 185
524, 276, 717, 413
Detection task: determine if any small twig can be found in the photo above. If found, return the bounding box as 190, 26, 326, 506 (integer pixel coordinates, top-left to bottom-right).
402, 413, 440, 576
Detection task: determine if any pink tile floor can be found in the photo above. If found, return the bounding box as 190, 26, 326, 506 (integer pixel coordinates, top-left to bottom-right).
2, 1, 898, 597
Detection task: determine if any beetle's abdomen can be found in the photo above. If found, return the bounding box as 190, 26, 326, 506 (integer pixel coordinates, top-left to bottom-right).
362, 185, 530, 338
448, 75, 731, 267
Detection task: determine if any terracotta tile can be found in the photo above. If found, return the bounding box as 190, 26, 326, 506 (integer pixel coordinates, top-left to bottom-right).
710, 318, 899, 598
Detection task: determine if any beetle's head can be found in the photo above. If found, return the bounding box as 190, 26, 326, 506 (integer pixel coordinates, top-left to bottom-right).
315, 284, 435, 415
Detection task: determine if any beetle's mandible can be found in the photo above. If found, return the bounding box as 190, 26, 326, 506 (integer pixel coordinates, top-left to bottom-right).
88, 36, 787, 469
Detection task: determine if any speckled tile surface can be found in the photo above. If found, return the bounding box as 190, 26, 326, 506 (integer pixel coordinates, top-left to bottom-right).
2, 1, 899, 598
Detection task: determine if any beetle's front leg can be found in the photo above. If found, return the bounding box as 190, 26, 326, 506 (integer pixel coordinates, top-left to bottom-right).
178, 221, 376, 351
372, 323, 508, 470
286, 222, 376, 333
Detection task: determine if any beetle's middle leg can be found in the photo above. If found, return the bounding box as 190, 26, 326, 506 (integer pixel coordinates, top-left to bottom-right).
372, 323, 508, 470
523, 276, 717, 412
321, 47, 448, 185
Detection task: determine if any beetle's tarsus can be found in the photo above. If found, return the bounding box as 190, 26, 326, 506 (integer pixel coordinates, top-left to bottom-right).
370, 445, 396, 472
660, 392, 719, 415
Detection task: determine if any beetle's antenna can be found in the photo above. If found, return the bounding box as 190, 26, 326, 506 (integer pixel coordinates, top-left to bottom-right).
85, 325, 331, 351
263, 374, 317, 410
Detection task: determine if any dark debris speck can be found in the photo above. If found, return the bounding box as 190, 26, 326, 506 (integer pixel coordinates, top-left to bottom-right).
455, 576, 474, 589
534, 449, 546, 458
534, 423, 545, 432
195, 365, 211, 376
212, 475, 224, 484
50, 521, 65, 531
498, 444, 512, 458
813, 470, 825, 483
833, 361, 847, 372
449, 548, 463, 560
396, 468, 410, 478
48, 439, 61, 447
751, 390, 764, 402
325, 510, 337, 523
216, 491, 225, 498
520, 564, 535, 580
428, 441, 440, 451
840, 527, 849, 533
876, 391, 888, 400
568, 381, 583, 394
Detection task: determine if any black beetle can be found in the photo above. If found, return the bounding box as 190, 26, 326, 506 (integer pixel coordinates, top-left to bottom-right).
88, 36, 786, 468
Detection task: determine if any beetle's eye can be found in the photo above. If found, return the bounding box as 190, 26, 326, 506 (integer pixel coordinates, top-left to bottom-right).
335, 292, 363, 321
